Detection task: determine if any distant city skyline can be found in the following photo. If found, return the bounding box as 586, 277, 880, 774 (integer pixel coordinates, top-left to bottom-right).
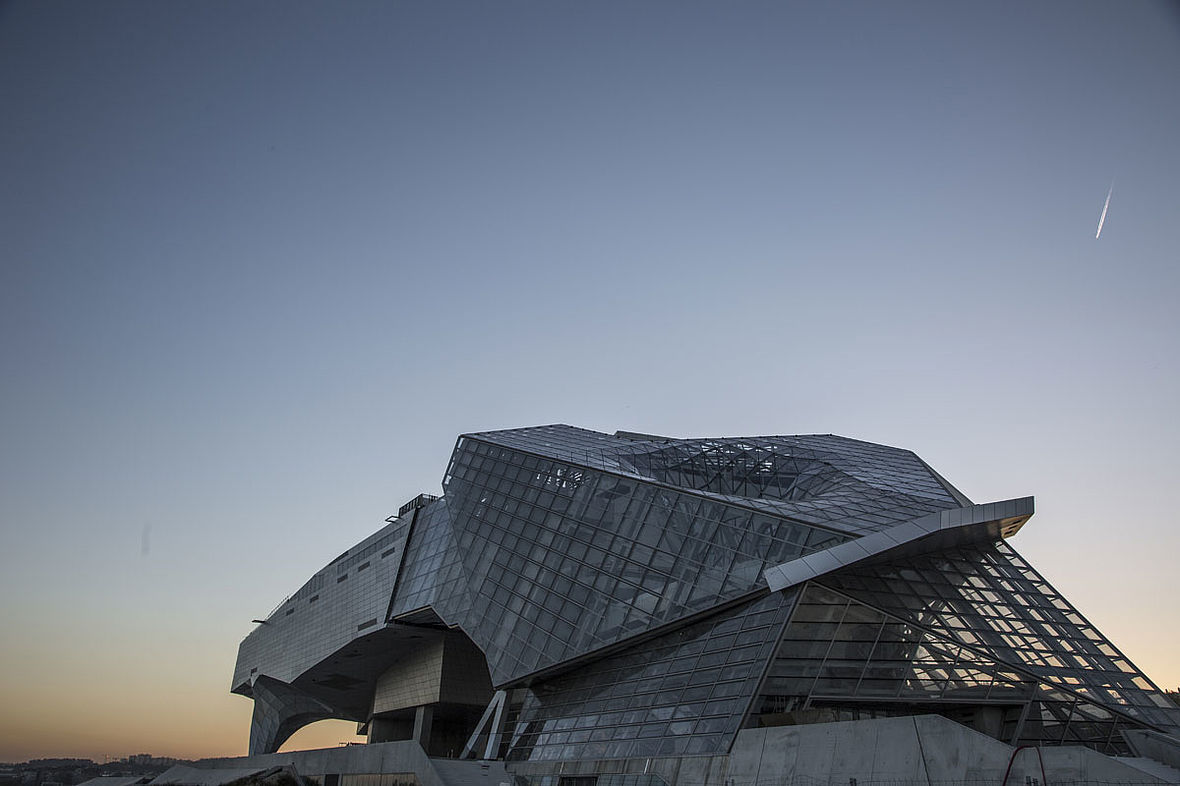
2, 0, 1179, 763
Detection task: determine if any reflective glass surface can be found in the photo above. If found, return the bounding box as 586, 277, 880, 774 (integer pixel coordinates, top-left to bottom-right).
755, 579, 1174, 755
819, 541, 1180, 732
468, 425, 966, 536
440, 436, 846, 684
234, 424, 1178, 763
507, 590, 798, 762
388, 499, 473, 621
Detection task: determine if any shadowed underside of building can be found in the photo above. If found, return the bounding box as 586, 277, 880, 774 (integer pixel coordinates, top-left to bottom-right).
230, 425, 1180, 784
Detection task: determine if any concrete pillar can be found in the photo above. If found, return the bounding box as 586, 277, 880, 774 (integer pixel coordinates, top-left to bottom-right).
413, 705, 435, 751
249, 675, 336, 756
973, 707, 1004, 739
368, 715, 414, 744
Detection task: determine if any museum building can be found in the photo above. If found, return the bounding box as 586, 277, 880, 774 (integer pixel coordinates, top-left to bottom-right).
230, 425, 1180, 783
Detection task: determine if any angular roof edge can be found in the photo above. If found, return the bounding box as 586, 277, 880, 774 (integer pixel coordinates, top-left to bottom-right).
764, 496, 1034, 592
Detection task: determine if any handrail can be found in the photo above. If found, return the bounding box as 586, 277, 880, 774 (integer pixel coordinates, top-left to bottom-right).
1001, 745, 1047, 786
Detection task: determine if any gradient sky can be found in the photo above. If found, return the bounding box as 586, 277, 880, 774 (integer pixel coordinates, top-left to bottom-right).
2, 0, 1179, 764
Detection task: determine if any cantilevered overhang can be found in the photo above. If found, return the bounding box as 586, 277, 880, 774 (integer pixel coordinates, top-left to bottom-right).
763, 496, 1034, 592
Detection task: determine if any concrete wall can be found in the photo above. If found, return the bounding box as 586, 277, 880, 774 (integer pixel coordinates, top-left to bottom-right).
437, 636, 494, 708
510, 754, 728, 786
196, 742, 512, 786
197, 742, 446, 786
1039, 745, 1176, 783
198, 717, 1171, 786
1125, 730, 1180, 771
372, 643, 446, 714
370, 632, 493, 718
724, 715, 1167, 786
233, 519, 411, 692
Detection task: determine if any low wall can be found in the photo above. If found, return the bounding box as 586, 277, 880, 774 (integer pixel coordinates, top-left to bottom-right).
197, 742, 445, 786
193, 718, 1170, 786
1125, 730, 1180, 771
725, 715, 1166, 786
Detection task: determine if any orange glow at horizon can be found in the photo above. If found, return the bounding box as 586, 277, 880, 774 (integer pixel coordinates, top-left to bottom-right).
4, 0, 1180, 768
1, 568, 1177, 763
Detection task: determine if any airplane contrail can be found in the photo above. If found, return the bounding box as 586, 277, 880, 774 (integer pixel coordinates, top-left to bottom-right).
1095, 180, 1113, 239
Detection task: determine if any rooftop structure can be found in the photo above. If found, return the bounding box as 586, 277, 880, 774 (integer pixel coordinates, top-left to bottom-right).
231, 425, 1180, 780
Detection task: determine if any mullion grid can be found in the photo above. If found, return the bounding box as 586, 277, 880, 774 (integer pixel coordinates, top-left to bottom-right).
441, 439, 841, 685
819, 541, 1180, 730
851, 580, 1163, 753
468, 426, 963, 508
480, 428, 960, 545
766, 584, 1037, 709
388, 502, 456, 616
624, 440, 844, 506
758, 583, 1146, 754
506, 590, 798, 763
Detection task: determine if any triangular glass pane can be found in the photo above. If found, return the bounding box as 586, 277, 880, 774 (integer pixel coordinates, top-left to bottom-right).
815, 542, 1180, 734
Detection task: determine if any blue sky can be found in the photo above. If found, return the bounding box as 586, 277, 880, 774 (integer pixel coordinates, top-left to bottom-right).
2, 0, 1179, 761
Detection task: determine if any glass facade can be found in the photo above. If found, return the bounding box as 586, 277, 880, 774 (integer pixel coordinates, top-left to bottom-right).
755, 583, 1168, 755
507, 590, 798, 762
234, 425, 1178, 763
388, 499, 473, 622
817, 542, 1180, 733
468, 425, 964, 537
437, 436, 848, 686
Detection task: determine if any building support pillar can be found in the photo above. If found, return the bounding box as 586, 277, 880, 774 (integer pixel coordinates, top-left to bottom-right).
461, 690, 507, 760
413, 705, 434, 751
249, 675, 336, 756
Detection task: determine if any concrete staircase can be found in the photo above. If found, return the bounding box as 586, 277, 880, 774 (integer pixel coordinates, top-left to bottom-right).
1113, 756, 1180, 784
